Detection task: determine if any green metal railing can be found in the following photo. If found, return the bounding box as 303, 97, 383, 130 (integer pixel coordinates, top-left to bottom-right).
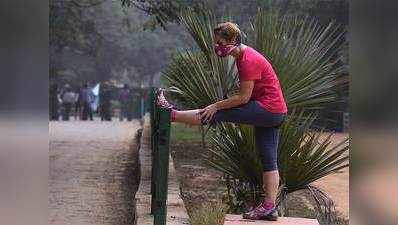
148, 87, 171, 225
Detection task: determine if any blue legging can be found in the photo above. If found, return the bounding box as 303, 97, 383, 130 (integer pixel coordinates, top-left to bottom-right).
203, 100, 286, 171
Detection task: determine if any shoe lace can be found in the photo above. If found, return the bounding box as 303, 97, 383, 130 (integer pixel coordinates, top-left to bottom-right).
252, 203, 265, 212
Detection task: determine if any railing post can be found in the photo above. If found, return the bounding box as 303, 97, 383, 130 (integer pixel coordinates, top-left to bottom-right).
153, 108, 171, 225
149, 87, 157, 214
149, 88, 171, 225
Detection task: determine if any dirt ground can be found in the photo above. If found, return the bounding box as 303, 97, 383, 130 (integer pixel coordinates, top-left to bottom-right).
170, 125, 349, 224
49, 120, 141, 225
314, 133, 349, 220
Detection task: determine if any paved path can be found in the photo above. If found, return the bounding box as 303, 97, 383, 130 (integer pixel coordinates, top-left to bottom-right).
49, 120, 141, 225
135, 115, 189, 225
224, 215, 319, 225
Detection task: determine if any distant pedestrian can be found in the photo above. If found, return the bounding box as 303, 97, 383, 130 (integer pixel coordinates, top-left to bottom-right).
118, 84, 131, 121
61, 86, 76, 121
74, 87, 81, 120
50, 83, 59, 121
99, 82, 112, 121
81, 83, 94, 121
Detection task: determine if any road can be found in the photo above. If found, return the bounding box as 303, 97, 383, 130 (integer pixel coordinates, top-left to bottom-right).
49, 120, 141, 225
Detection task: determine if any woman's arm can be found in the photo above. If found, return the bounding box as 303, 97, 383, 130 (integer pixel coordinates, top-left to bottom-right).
200, 81, 254, 121
215, 81, 254, 110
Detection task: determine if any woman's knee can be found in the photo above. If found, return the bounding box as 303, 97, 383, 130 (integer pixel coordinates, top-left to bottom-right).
261, 159, 278, 172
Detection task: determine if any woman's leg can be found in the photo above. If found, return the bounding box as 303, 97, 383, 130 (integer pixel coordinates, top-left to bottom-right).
158, 88, 280, 127
171, 101, 286, 127
171, 102, 264, 126
243, 125, 281, 220
173, 109, 202, 125
262, 171, 279, 204
171, 101, 261, 126
255, 126, 280, 205
157, 89, 202, 125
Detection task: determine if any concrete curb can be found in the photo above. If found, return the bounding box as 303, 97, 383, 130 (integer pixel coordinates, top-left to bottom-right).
224, 214, 319, 225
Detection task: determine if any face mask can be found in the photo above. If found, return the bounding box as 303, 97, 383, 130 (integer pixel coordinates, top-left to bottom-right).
214, 43, 238, 57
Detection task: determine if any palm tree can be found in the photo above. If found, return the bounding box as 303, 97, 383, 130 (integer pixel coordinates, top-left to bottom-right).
163, 8, 348, 225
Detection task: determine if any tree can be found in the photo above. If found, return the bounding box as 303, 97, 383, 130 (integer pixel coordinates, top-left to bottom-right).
120, 0, 206, 29
50, 0, 190, 87
50, 0, 106, 83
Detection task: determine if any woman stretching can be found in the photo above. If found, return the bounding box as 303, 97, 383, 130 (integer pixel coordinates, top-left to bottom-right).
158, 22, 288, 221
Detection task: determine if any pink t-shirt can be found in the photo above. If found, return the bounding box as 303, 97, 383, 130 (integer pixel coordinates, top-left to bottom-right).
236, 46, 288, 113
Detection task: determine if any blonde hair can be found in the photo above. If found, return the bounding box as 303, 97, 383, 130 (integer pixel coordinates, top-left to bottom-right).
213, 22, 241, 42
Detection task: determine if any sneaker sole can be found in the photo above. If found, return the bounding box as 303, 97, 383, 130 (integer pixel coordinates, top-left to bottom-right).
242, 214, 278, 221
261, 214, 278, 221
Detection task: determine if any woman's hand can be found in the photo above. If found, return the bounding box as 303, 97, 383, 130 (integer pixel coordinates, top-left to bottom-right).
199, 104, 218, 123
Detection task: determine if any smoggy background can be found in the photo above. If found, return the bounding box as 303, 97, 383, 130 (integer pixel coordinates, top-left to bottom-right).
0, 0, 398, 224
0, 1, 48, 225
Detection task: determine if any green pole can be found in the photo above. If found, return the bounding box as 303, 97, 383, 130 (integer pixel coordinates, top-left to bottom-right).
150, 87, 157, 215
153, 108, 171, 225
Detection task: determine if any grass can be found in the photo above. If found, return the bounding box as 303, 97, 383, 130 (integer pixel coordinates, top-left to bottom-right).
188, 201, 227, 225
171, 123, 204, 142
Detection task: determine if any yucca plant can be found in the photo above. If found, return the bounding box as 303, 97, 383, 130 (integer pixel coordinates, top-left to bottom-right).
206, 111, 349, 224
250, 11, 346, 110
206, 123, 263, 213
163, 8, 348, 225
276, 111, 348, 224
207, 123, 262, 185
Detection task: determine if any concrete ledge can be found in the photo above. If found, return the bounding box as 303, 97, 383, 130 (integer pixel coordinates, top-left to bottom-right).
224, 214, 319, 225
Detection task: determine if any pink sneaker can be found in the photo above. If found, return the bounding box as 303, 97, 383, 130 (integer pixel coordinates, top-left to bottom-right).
156, 88, 176, 109
242, 203, 278, 221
